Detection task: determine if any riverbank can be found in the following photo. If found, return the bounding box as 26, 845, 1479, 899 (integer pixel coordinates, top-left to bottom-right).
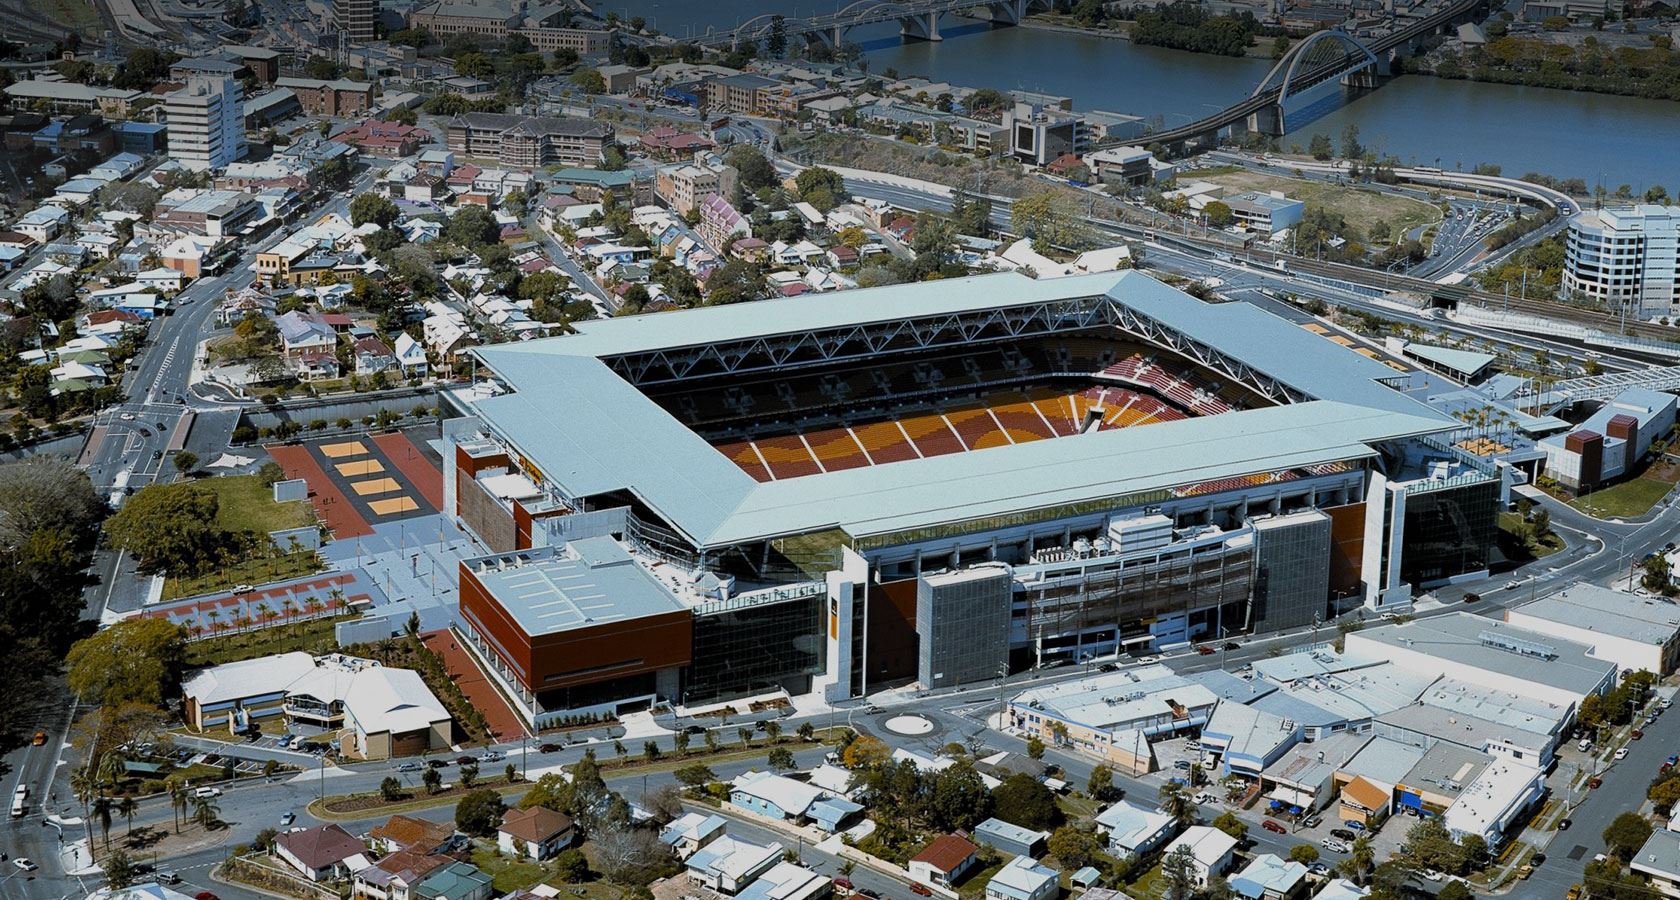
1020, 14, 1290, 60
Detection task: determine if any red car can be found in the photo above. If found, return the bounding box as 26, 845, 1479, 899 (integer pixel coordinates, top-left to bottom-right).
1263, 819, 1288, 834
196, 893, 220, 900
1588, 777, 1604, 789
832, 879, 853, 891
1632, 729, 1645, 740
911, 884, 933, 897
1197, 646, 1216, 655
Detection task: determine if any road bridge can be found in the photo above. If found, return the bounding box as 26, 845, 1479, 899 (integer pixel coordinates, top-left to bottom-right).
699, 0, 1056, 51
1148, 0, 1486, 149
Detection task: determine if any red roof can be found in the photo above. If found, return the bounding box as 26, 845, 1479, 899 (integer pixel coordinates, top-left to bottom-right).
776, 283, 809, 297
912, 835, 977, 873
84, 309, 141, 325
277, 823, 365, 871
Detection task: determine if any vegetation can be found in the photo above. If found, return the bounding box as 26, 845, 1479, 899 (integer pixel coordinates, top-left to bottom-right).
1571, 471, 1676, 519
454, 787, 506, 835
67, 618, 187, 709
1125, 2, 1258, 56
1476, 235, 1564, 301
1421, 34, 1680, 103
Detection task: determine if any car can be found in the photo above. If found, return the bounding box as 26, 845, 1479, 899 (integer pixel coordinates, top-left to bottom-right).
538, 743, 562, 753
427, 759, 450, 768
1649, 714, 1661, 726
1505, 580, 1520, 590
1532, 854, 1547, 866
456, 756, 477, 766
1224, 642, 1241, 651
1174, 760, 1192, 770
832, 879, 853, 890
1302, 814, 1323, 828
1192, 792, 1218, 805
1588, 777, 1603, 789
280, 813, 295, 826
858, 891, 881, 899
1307, 863, 1330, 877
30, 731, 45, 746
1197, 646, 1215, 655
1667, 755, 1678, 766
1665, 699, 1674, 710
1633, 729, 1645, 740
157, 871, 181, 884
482, 751, 506, 762
1518, 865, 1533, 880
1262, 820, 1287, 834
14, 858, 36, 871
1322, 838, 1350, 853
397, 762, 421, 772
1421, 869, 1444, 882
120, 413, 135, 420
910, 884, 932, 897
195, 893, 220, 900
1330, 829, 1357, 842
193, 787, 222, 799
1616, 748, 1629, 760
1557, 818, 1572, 831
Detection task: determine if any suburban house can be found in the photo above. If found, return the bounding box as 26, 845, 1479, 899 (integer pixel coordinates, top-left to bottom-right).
1094, 801, 1176, 859
412, 861, 494, 900
353, 850, 450, 900
684, 836, 781, 894
277, 311, 338, 358
1230, 854, 1309, 900
497, 807, 575, 860
729, 771, 862, 833
1162, 826, 1238, 888
395, 332, 430, 377
371, 815, 460, 855
274, 823, 371, 881
661, 812, 727, 860
908, 834, 980, 889
985, 857, 1059, 900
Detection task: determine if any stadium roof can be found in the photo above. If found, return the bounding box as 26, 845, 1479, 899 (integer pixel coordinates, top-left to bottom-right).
465, 271, 1455, 549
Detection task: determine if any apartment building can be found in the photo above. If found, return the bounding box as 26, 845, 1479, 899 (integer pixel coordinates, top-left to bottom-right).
334, 0, 376, 42
275, 78, 376, 117
1565, 204, 1680, 315
655, 159, 737, 217
445, 113, 612, 169
165, 74, 244, 171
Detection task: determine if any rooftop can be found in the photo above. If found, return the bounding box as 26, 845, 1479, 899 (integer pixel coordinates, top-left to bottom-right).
464, 271, 1450, 549
463, 537, 684, 637
1010, 664, 1226, 731
1512, 582, 1680, 646
912, 834, 978, 872
1400, 741, 1493, 800
1346, 613, 1618, 698
1632, 829, 1680, 880
1164, 825, 1237, 866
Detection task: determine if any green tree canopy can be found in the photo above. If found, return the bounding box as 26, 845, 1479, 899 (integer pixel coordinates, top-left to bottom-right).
991, 772, 1058, 831
446, 206, 500, 248
350, 192, 401, 228
455, 787, 506, 835
104, 482, 227, 575
66, 617, 186, 708
726, 146, 778, 192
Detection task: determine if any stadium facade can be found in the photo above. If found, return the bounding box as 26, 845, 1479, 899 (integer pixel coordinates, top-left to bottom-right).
438, 271, 1508, 726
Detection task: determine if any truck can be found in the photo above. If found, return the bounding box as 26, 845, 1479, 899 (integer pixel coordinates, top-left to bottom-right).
11, 784, 26, 818
109, 469, 130, 510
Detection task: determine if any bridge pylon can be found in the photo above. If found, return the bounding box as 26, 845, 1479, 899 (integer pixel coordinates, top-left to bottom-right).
1246, 104, 1285, 136
898, 11, 942, 40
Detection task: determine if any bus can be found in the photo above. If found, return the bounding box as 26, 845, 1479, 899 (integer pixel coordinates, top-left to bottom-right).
11, 784, 27, 818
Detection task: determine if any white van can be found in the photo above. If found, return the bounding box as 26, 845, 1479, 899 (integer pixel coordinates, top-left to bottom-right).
193, 787, 222, 799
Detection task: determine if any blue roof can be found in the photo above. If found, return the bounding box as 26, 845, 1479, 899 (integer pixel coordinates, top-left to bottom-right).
465, 271, 1454, 549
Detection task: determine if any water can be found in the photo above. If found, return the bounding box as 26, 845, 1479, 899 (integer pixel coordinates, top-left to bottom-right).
604, 0, 1680, 188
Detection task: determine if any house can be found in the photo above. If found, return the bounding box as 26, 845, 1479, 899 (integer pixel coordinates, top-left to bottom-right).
354, 850, 450, 900
729, 770, 861, 832
1093, 801, 1176, 859
1230, 854, 1308, 900
16, 206, 69, 243
662, 812, 728, 860
276, 311, 338, 358
497, 806, 575, 860
371, 815, 460, 855
909, 835, 980, 888
134, 267, 185, 293
353, 336, 399, 377
697, 193, 750, 251
413, 861, 494, 900
684, 836, 781, 894
1161, 826, 1237, 887
274, 823, 371, 881
985, 856, 1059, 900
973, 818, 1049, 857
79, 309, 142, 334
736, 862, 830, 900
295, 351, 343, 381
395, 332, 430, 378
1631, 829, 1680, 899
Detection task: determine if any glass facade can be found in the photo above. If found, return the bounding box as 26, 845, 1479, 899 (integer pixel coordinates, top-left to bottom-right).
917, 569, 1012, 689
1398, 478, 1499, 587
684, 591, 826, 703
1250, 512, 1332, 633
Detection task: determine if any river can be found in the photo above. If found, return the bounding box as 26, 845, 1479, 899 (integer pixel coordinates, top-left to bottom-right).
610, 0, 1680, 189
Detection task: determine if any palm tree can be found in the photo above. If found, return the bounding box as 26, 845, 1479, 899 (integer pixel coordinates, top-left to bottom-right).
97, 751, 127, 795
1338, 836, 1375, 885
165, 776, 188, 834
1157, 781, 1196, 828
70, 770, 97, 856
118, 796, 139, 834
93, 796, 114, 850
207, 609, 222, 635
191, 794, 220, 831
328, 587, 347, 615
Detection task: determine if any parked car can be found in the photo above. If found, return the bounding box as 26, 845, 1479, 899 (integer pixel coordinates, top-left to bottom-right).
456, 756, 478, 766
1193, 792, 1218, 805
195, 892, 220, 900
193, 787, 221, 799
1330, 829, 1357, 842
1557, 818, 1572, 831
1423, 869, 1444, 882
1174, 760, 1192, 771
1197, 646, 1215, 655
1664, 699, 1674, 710
30, 731, 45, 746
1666, 754, 1678, 766
1301, 814, 1323, 828
14, 858, 36, 871
832, 879, 853, 890
1307, 863, 1329, 877
426, 759, 450, 768
538, 743, 562, 753
397, 762, 421, 772
1262, 820, 1287, 834
1223, 642, 1241, 651
1588, 777, 1603, 789
1322, 838, 1350, 853
910, 884, 932, 897
280, 813, 296, 826
1616, 748, 1629, 760
1632, 729, 1645, 740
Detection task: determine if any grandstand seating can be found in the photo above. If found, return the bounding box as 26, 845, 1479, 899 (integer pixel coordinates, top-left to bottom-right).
716, 440, 771, 482
900, 413, 965, 457
851, 421, 920, 464
945, 403, 1001, 450
754, 436, 823, 480
991, 391, 1058, 442
805, 427, 871, 472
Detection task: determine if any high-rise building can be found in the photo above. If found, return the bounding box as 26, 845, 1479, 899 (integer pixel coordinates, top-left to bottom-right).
1564, 204, 1680, 316
334, 0, 376, 43
165, 74, 244, 171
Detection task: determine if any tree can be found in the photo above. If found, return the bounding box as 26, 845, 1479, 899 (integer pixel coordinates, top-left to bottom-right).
105, 482, 228, 575
380, 776, 403, 801
455, 787, 505, 836
1604, 811, 1653, 861
172, 451, 199, 474
1642, 554, 1671, 592
1340, 124, 1363, 160
1011, 187, 1091, 252
842, 734, 890, 769
66, 617, 187, 708
1158, 781, 1196, 828
992, 773, 1058, 830
674, 763, 716, 787
768, 747, 796, 770
726, 146, 778, 192
766, 15, 787, 57
554, 847, 590, 882
191, 794, 219, 830
1309, 133, 1334, 161
103, 848, 136, 889
1047, 825, 1103, 869
1161, 845, 1198, 900
460, 762, 479, 788
1025, 735, 1045, 759
351, 192, 401, 228
1290, 844, 1320, 864
569, 68, 606, 94
593, 823, 670, 884
552, 47, 580, 69
423, 766, 442, 794
446, 206, 500, 248
1203, 200, 1234, 227
797, 722, 815, 741
643, 741, 661, 761
1337, 836, 1375, 884
927, 760, 993, 831
1437, 881, 1473, 900
795, 166, 848, 211
704, 259, 767, 305
644, 784, 685, 822
1086, 764, 1116, 801
1211, 810, 1248, 841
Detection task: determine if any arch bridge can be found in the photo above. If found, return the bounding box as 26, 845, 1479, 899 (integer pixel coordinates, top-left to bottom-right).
703, 0, 1056, 51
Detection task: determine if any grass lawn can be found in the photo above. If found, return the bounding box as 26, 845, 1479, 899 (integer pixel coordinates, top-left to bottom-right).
471, 846, 552, 894
1571, 476, 1675, 519
1056, 793, 1101, 823
36, 0, 101, 35
1497, 512, 1564, 559
1127, 862, 1164, 898
1197, 170, 1441, 242
956, 857, 1009, 900
196, 474, 315, 534
162, 551, 324, 601
183, 614, 354, 667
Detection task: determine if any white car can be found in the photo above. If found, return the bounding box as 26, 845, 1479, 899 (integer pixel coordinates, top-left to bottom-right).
1193, 792, 1218, 805
1665, 699, 1674, 710
13, 858, 36, 871
193, 787, 222, 799
1616, 748, 1630, 760
1322, 838, 1350, 854
1422, 869, 1444, 882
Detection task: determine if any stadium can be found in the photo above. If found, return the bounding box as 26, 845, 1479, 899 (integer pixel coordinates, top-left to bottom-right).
440, 271, 1506, 726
